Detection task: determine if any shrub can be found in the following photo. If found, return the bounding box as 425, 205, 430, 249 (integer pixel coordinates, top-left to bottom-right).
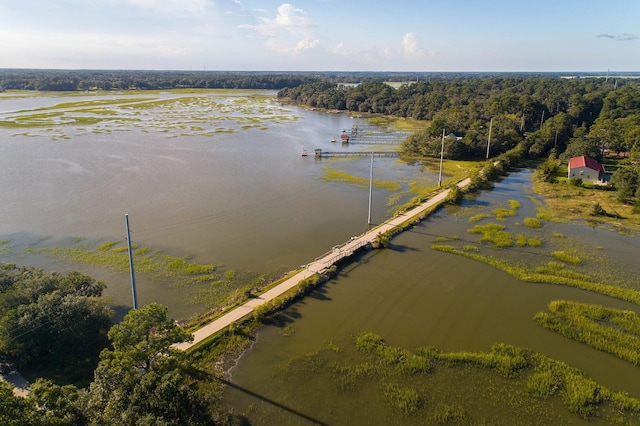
590, 202, 606, 216
569, 177, 583, 187
445, 186, 463, 205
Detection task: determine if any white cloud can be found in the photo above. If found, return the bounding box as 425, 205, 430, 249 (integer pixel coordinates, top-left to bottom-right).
267, 4, 315, 29
402, 32, 426, 59
240, 3, 320, 56
293, 37, 320, 54
127, 0, 209, 16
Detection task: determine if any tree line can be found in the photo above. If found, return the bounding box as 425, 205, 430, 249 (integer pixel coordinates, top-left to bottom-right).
278, 76, 640, 208
0, 69, 325, 91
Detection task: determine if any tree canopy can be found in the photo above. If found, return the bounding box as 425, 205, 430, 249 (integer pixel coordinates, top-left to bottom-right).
0, 264, 112, 383
85, 303, 224, 425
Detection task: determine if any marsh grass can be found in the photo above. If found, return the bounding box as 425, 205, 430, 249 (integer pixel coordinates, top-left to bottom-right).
535, 301, 640, 366
509, 200, 522, 210
552, 251, 582, 265
0, 239, 12, 256
431, 245, 640, 305
468, 223, 513, 248
433, 236, 459, 243
382, 383, 422, 414
322, 168, 402, 191
494, 208, 516, 219
3, 91, 299, 137
533, 179, 640, 233
237, 319, 640, 423
26, 243, 221, 287
469, 213, 490, 223
523, 217, 542, 228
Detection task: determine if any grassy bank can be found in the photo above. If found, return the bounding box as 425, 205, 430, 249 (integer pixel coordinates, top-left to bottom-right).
432, 244, 640, 305
267, 332, 640, 423
533, 178, 640, 234
535, 301, 640, 366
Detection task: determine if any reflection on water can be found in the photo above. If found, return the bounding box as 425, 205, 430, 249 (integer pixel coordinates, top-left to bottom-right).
225, 170, 640, 424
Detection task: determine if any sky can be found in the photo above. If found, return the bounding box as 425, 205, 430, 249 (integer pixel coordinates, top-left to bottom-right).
0, 0, 639, 72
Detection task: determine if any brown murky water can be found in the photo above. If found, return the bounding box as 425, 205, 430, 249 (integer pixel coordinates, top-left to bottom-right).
0, 90, 437, 318
225, 171, 640, 425
3, 92, 640, 423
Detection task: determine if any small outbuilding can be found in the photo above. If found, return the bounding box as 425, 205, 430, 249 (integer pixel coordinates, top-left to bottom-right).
568, 156, 606, 184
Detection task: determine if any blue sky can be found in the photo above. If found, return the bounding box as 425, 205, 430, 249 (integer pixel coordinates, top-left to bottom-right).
1, 0, 638, 71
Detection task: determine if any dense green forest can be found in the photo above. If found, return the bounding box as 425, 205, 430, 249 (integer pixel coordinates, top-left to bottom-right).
278, 77, 640, 207
0, 263, 229, 425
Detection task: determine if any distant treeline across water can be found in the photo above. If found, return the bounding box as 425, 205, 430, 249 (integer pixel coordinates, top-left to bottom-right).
1, 69, 637, 92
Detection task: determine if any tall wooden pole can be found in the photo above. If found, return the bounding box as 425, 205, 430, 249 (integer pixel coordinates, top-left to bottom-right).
368, 152, 374, 226
125, 214, 138, 309
438, 129, 445, 187
486, 117, 493, 159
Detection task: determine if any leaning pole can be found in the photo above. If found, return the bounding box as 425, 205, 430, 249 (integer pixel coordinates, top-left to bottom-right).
125, 214, 138, 309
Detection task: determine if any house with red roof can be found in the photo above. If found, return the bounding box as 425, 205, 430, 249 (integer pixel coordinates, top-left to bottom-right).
567, 156, 606, 184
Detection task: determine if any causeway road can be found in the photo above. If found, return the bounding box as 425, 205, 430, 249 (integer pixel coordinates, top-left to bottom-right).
175, 178, 471, 351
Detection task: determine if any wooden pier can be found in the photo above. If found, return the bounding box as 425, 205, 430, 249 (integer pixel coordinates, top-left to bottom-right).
339, 124, 418, 145
315, 150, 400, 158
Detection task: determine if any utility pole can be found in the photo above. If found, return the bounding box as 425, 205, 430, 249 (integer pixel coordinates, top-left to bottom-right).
486, 117, 493, 159
125, 214, 138, 310
367, 152, 374, 226
438, 129, 445, 187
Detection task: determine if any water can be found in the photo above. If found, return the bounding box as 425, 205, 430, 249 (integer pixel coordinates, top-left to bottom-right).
0, 90, 437, 318
4, 91, 640, 422
225, 170, 640, 425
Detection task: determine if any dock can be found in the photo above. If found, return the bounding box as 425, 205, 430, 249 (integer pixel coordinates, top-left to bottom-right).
315, 151, 400, 158
339, 124, 418, 145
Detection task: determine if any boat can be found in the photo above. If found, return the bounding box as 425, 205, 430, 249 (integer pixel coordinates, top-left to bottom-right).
301, 149, 308, 156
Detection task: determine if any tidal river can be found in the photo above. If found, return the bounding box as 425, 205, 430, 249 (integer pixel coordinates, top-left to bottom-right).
224, 170, 640, 425
3, 90, 640, 423
0, 90, 436, 318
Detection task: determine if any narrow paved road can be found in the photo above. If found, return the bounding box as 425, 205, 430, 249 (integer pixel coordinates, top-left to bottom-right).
175, 178, 471, 351
1, 360, 31, 397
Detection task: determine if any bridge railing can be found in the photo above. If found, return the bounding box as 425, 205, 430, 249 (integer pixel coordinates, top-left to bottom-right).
311, 239, 370, 269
